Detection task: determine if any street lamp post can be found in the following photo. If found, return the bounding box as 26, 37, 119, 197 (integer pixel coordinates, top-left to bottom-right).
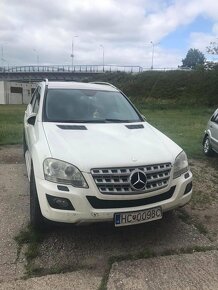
151, 41, 154, 70
150, 41, 160, 70
1, 46, 7, 67
100, 44, 105, 72
71, 35, 78, 70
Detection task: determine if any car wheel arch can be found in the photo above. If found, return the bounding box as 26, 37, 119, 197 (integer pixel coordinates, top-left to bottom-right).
203, 134, 214, 156
29, 160, 45, 229
203, 130, 212, 143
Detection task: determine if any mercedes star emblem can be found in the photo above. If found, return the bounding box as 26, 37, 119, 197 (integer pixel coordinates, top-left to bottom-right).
130, 170, 147, 191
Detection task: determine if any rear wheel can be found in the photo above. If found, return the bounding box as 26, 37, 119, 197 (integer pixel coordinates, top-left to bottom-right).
30, 165, 45, 229
203, 136, 214, 156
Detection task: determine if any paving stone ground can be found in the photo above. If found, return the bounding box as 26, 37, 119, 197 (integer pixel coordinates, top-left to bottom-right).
34, 214, 212, 273
0, 163, 29, 283
0, 270, 102, 290
107, 250, 218, 290
0, 145, 217, 289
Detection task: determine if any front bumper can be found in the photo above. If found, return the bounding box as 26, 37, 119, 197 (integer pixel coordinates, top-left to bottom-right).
35, 170, 193, 224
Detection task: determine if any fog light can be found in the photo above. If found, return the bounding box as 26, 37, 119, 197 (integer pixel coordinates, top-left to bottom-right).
55, 198, 69, 208
46, 194, 75, 210
184, 182, 192, 195
184, 172, 190, 179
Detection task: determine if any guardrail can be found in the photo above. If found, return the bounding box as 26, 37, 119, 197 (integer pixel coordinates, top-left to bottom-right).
0, 65, 143, 73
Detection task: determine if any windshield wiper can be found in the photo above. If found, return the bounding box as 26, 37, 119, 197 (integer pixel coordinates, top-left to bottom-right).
82, 120, 107, 123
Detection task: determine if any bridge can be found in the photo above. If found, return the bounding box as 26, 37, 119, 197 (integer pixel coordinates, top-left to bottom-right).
0, 64, 143, 81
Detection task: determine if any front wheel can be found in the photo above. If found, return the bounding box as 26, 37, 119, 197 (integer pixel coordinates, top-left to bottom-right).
203, 136, 214, 157
30, 165, 45, 229
23, 131, 28, 157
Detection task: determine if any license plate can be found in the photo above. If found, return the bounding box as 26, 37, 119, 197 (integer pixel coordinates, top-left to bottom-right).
114, 206, 162, 227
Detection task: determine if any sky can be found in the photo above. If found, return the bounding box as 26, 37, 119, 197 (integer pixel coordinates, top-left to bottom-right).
0, 0, 218, 68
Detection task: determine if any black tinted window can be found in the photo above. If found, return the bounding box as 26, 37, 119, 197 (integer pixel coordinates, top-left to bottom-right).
211, 111, 218, 123
32, 88, 40, 114
44, 89, 141, 123
30, 87, 38, 105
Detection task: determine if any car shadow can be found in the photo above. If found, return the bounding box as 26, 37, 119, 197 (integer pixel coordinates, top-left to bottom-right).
33, 211, 210, 273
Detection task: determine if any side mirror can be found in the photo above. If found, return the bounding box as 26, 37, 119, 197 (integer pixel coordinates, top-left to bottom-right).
27, 113, 37, 125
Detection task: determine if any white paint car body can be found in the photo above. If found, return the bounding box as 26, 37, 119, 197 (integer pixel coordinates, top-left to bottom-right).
24, 80, 192, 228
203, 108, 218, 156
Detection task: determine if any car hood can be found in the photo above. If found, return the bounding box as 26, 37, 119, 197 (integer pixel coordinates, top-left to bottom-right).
42, 122, 182, 172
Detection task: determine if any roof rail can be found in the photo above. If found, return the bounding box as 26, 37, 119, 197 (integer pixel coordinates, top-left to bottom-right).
43, 78, 48, 85
89, 82, 118, 90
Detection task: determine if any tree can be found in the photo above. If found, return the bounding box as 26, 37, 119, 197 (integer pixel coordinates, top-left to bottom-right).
206, 42, 218, 55
181, 48, 205, 69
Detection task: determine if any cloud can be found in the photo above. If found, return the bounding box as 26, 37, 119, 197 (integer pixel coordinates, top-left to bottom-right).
0, 0, 218, 67
189, 32, 215, 52
212, 23, 218, 35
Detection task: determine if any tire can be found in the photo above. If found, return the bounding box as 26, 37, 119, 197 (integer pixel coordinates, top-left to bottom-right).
30, 165, 45, 229
23, 131, 28, 157
203, 136, 214, 157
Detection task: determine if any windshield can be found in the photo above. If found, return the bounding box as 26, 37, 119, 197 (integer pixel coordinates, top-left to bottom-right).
44, 89, 142, 123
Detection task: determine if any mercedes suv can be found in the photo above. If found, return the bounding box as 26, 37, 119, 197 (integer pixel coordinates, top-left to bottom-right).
23, 80, 192, 228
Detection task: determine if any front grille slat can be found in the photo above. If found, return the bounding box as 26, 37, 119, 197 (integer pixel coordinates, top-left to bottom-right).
147, 175, 170, 183
91, 163, 172, 195
97, 181, 130, 186
144, 167, 171, 174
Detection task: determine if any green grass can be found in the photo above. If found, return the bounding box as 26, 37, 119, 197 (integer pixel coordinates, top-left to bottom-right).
15, 225, 44, 277
15, 225, 43, 261
88, 70, 218, 106
177, 209, 209, 237
190, 190, 217, 208
0, 105, 26, 145
0, 103, 214, 158
140, 103, 214, 158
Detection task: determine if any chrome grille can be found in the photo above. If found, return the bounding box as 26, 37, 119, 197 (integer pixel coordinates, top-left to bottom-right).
91, 163, 172, 194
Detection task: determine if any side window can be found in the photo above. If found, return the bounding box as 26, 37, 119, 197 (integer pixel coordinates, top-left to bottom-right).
30, 88, 38, 105
32, 88, 41, 114
211, 112, 218, 123
214, 114, 218, 124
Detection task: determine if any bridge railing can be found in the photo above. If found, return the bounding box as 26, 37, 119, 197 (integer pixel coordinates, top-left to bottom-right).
0, 65, 143, 73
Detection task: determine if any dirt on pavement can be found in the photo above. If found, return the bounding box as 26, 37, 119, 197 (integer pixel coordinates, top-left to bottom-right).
187, 158, 218, 244
0, 145, 24, 164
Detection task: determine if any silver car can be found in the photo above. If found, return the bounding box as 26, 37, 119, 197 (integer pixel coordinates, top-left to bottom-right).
203, 108, 218, 156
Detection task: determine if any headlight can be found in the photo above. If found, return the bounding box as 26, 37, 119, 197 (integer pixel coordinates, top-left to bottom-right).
173, 151, 189, 179
43, 158, 88, 188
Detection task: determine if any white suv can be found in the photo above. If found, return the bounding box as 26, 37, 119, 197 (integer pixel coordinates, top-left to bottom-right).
23, 80, 192, 229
